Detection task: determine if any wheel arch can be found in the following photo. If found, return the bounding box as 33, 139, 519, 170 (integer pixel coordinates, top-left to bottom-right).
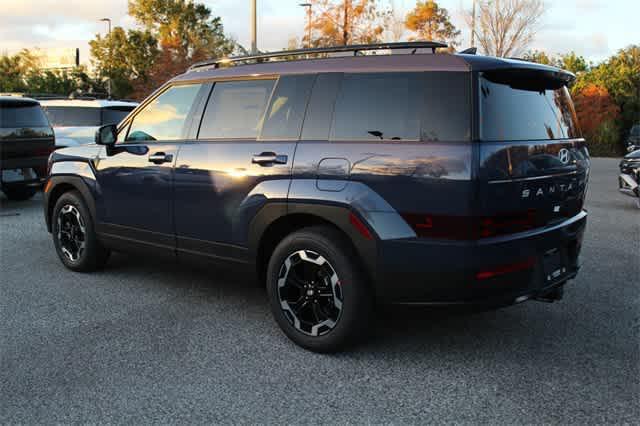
249, 202, 378, 291
45, 176, 97, 233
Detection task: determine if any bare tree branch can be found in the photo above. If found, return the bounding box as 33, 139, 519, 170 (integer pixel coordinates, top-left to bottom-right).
464, 0, 545, 57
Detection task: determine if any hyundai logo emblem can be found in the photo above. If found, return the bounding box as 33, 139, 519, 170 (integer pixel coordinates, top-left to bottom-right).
558, 148, 570, 165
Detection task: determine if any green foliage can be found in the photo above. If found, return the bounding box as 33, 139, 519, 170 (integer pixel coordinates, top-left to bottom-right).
0, 50, 103, 96
574, 45, 640, 151
523, 50, 589, 74
557, 52, 589, 75
89, 27, 159, 99
588, 120, 622, 157
127, 0, 236, 60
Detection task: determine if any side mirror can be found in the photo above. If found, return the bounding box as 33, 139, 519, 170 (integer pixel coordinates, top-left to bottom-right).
95, 124, 118, 146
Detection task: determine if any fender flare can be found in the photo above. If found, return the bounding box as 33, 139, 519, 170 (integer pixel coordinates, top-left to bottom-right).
247, 201, 379, 287
44, 175, 97, 233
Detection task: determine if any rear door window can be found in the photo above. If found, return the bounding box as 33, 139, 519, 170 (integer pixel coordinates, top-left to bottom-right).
0, 102, 50, 128
198, 79, 275, 139
480, 72, 580, 141
331, 73, 422, 141
126, 83, 202, 142
259, 75, 315, 140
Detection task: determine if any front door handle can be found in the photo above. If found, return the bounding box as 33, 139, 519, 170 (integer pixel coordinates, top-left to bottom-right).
252, 152, 288, 166
148, 152, 173, 164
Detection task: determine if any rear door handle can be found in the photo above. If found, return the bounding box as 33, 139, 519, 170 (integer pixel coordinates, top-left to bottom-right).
252, 152, 288, 166
148, 152, 173, 164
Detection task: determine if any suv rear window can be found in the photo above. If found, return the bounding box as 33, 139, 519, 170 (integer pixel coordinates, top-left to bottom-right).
43, 106, 135, 127
0, 102, 50, 128
480, 71, 580, 141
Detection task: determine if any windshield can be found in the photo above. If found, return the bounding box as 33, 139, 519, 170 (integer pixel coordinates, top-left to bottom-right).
0, 102, 50, 128
42, 106, 135, 127
479, 72, 580, 141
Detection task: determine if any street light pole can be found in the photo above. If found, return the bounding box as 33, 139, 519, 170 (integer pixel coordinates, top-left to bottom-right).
99, 18, 112, 99
250, 0, 257, 54
471, 0, 476, 48
299, 3, 312, 48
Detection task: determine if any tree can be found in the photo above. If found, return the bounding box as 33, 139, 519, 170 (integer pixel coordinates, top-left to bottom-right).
466, 0, 545, 57
89, 27, 159, 99
0, 50, 102, 96
573, 84, 621, 156
128, 0, 236, 62
522, 49, 553, 65
557, 52, 588, 75
386, 0, 406, 42
574, 45, 640, 141
304, 0, 387, 47
405, 1, 460, 47
0, 50, 41, 92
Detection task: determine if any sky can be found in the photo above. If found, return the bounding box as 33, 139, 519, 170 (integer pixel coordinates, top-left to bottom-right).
0, 0, 638, 66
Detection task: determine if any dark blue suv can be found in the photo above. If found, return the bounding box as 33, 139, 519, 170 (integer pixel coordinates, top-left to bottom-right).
44, 42, 589, 352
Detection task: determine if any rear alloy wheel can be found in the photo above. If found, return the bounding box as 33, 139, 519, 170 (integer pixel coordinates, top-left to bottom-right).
267, 226, 373, 352
277, 249, 343, 337
52, 191, 110, 272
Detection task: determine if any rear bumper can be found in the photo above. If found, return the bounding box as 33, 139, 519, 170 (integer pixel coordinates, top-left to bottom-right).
373, 211, 587, 305
0, 156, 49, 185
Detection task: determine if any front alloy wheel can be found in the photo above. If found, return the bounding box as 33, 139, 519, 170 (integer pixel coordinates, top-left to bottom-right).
52, 190, 110, 272
277, 250, 343, 337
57, 204, 86, 262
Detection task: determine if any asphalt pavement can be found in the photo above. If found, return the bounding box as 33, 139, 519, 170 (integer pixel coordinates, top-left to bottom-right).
1, 157, 638, 423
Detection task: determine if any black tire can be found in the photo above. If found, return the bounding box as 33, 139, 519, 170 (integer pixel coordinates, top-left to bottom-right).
2, 185, 37, 201
266, 225, 373, 352
52, 190, 110, 272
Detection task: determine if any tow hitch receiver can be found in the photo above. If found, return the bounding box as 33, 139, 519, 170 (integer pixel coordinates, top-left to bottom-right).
534, 285, 565, 303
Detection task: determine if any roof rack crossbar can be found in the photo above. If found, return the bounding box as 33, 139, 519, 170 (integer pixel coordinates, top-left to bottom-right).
189, 41, 448, 71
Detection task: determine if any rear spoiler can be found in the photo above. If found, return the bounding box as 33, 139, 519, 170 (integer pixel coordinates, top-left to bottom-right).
482, 68, 576, 91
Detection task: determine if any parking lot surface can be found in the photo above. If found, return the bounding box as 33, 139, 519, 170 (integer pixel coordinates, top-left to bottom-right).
1, 157, 638, 423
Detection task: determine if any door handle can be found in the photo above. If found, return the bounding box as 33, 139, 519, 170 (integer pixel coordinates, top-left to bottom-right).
148, 152, 173, 164
252, 152, 288, 166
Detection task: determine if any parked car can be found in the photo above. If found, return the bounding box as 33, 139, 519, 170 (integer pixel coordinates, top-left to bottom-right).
43, 42, 590, 352
0, 96, 54, 200
626, 124, 640, 153
40, 99, 137, 148
619, 148, 640, 208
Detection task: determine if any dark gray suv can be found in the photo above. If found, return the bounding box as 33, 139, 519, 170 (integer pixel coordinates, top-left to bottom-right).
43, 42, 590, 352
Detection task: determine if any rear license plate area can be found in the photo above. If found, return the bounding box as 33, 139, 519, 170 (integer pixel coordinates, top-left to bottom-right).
1, 168, 36, 183
543, 248, 568, 283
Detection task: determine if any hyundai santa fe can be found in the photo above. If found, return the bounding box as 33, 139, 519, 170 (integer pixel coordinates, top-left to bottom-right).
43, 42, 589, 352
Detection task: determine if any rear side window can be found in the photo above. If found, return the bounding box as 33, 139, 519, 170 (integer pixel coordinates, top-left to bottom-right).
259, 75, 315, 140
126, 84, 202, 142
199, 79, 275, 139
423, 72, 471, 141
480, 72, 579, 141
0, 102, 49, 128
331, 73, 422, 141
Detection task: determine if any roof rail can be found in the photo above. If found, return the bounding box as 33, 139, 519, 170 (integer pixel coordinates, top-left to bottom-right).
189, 41, 448, 71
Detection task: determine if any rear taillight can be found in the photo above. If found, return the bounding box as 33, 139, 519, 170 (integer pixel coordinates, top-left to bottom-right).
401, 210, 540, 240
